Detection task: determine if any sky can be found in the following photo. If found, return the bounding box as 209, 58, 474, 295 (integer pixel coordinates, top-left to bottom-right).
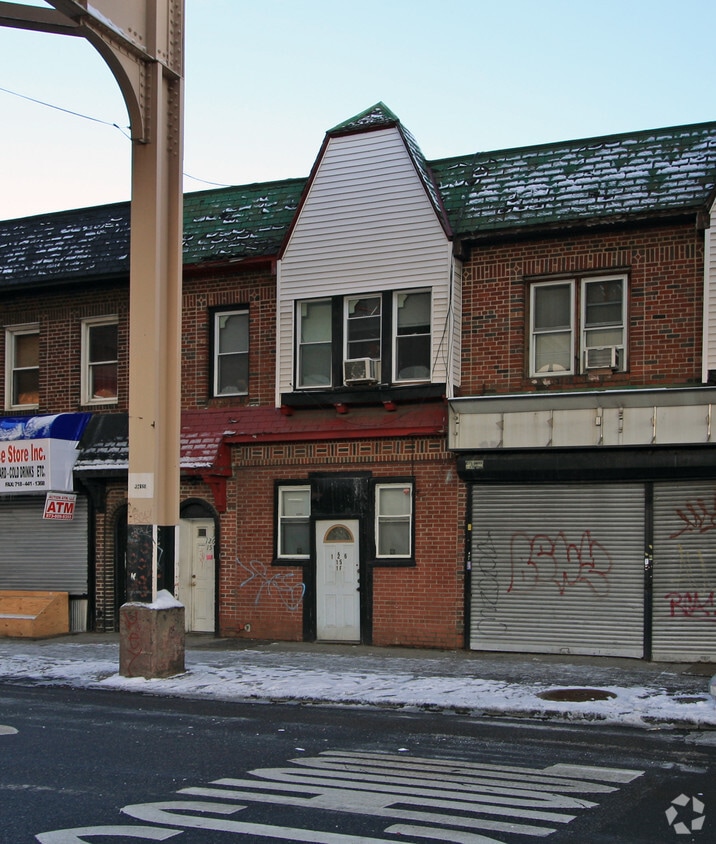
0, 0, 714, 221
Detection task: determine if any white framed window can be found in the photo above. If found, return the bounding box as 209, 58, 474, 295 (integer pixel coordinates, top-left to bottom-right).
581, 276, 626, 371
214, 309, 249, 396
277, 485, 311, 558
5, 323, 39, 410
530, 281, 575, 375
297, 299, 332, 388
394, 290, 431, 381
529, 275, 627, 376
81, 316, 118, 404
375, 482, 413, 558
345, 295, 382, 361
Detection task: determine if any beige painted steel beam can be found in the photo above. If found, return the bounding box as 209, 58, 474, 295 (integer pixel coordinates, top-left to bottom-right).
1, 1, 185, 604
0, 2, 80, 36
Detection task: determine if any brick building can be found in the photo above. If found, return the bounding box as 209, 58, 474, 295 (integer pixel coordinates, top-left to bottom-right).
1, 104, 715, 660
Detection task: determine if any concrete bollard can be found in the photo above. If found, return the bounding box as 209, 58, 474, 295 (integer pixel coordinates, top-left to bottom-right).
119, 590, 185, 679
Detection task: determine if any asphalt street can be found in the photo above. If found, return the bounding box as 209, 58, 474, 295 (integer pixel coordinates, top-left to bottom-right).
2, 683, 716, 843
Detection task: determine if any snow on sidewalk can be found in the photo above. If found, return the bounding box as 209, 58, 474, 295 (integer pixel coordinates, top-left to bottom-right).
1, 640, 715, 730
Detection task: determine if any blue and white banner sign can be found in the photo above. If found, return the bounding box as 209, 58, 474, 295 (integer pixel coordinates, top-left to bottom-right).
0, 413, 91, 495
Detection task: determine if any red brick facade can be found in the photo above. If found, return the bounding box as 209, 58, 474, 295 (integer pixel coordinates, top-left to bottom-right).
0, 285, 130, 416
219, 439, 464, 648
181, 265, 277, 410
460, 223, 703, 395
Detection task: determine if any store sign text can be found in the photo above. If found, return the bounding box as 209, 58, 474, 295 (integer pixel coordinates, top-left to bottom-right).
0, 440, 49, 492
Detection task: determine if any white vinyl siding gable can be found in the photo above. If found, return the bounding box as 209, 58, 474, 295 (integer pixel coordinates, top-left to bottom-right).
277, 127, 456, 398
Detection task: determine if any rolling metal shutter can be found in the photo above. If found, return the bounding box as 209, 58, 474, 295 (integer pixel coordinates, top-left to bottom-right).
652, 482, 716, 662
470, 484, 645, 657
0, 495, 88, 594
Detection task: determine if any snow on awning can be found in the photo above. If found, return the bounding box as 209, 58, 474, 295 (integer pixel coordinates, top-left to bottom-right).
0, 413, 91, 495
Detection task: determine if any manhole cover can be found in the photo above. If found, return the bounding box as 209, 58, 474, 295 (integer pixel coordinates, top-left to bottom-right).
537, 688, 617, 702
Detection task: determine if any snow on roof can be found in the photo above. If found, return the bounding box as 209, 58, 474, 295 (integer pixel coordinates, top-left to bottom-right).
2, 114, 715, 287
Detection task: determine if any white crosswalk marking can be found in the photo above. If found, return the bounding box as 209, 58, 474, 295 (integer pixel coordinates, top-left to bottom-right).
41, 749, 646, 842
176, 750, 644, 841
122, 801, 406, 843
385, 825, 519, 844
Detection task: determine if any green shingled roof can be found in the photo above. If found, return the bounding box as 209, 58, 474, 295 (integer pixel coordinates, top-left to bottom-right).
1, 113, 715, 287
183, 178, 305, 264
328, 102, 400, 134
0, 180, 307, 286
432, 121, 716, 238
0, 203, 131, 286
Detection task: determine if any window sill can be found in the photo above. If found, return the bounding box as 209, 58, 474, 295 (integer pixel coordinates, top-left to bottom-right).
281, 382, 445, 409
369, 557, 415, 568
273, 557, 310, 566
82, 398, 119, 407
6, 404, 39, 413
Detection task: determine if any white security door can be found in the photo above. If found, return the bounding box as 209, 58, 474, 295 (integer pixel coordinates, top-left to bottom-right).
178, 519, 216, 632
316, 520, 360, 642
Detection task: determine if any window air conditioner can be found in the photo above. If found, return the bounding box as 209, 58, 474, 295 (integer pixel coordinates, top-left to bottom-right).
585, 346, 619, 369
343, 357, 378, 385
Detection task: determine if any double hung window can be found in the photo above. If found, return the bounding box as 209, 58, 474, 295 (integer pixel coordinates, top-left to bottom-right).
345, 295, 382, 362
82, 317, 118, 404
531, 282, 574, 374
375, 482, 413, 558
297, 300, 332, 388
530, 275, 626, 376
5, 324, 39, 409
214, 309, 249, 396
277, 485, 311, 558
581, 277, 626, 370
394, 291, 431, 381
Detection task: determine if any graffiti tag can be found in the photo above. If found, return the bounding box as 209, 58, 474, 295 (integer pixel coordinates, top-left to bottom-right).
473, 531, 507, 635
669, 494, 716, 539
665, 591, 716, 620
672, 544, 711, 592
509, 530, 612, 597
237, 558, 305, 611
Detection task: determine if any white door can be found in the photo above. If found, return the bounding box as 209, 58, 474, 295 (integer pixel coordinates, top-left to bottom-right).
316, 519, 360, 642
178, 519, 216, 632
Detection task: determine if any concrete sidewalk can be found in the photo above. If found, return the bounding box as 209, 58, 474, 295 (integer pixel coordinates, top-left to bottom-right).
1, 632, 715, 731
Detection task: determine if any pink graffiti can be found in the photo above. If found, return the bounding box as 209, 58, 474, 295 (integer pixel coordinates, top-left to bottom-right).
120, 607, 144, 677
509, 530, 612, 597
669, 494, 716, 539
665, 591, 716, 620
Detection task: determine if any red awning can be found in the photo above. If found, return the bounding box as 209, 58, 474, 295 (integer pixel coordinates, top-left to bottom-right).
219, 403, 447, 445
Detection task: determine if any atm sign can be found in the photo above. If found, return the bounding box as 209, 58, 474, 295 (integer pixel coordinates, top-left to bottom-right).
43, 492, 77, 521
